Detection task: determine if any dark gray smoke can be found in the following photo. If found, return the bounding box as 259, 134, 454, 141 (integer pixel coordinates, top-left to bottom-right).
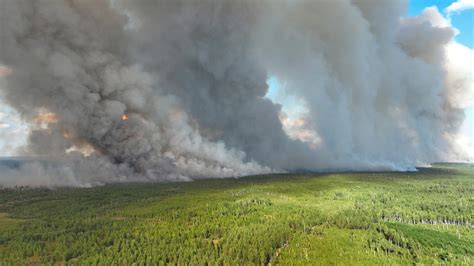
0, 0, 472, 186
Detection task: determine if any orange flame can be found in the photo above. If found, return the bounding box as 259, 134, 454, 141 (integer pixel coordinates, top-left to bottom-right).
0, 65, 12, 77
34, 112, 59, 124
121, 114, 129, 121
62, 128, 72, 139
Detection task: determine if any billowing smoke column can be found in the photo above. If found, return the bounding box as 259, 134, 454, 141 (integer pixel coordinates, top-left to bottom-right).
0, 0, 472, 187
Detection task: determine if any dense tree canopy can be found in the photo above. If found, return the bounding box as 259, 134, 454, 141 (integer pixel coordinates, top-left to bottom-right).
0, 164, 473, 265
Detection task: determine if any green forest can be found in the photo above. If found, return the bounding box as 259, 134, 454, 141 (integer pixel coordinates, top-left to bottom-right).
0, 163, 473, 265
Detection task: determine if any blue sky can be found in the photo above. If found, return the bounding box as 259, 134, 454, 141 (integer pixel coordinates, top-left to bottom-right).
0, 0, 473, 156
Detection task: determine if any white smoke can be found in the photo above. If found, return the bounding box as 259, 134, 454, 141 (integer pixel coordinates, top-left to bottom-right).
0, 0, 472, 187
446, 0, 474, 16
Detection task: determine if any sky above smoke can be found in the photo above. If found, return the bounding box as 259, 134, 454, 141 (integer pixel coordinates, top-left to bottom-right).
0, 0, 473, 187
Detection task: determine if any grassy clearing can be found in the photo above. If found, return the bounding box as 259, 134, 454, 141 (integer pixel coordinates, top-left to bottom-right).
0, 213, 23, 232
0, 163, 472, 265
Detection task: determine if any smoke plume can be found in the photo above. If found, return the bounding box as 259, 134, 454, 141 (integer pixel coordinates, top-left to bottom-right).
0, 0, 472, 186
